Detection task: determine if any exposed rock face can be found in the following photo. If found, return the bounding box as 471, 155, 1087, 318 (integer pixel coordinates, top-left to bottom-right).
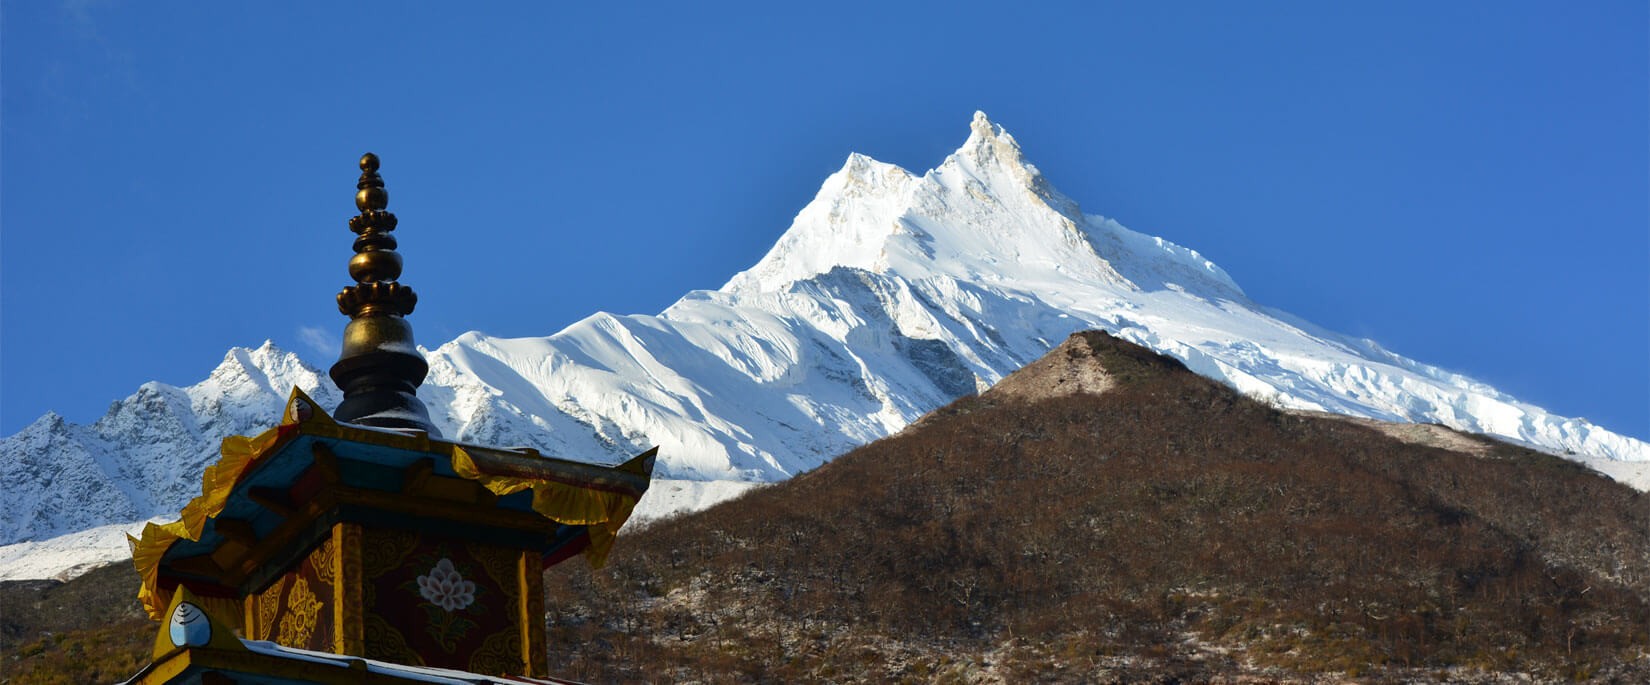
986, 332, 1122, 401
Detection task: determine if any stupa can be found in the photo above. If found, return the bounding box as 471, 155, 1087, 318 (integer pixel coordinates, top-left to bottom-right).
122, 154, 655, 684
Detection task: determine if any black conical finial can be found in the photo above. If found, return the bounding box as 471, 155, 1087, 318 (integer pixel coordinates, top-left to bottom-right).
328, 153, 440, 435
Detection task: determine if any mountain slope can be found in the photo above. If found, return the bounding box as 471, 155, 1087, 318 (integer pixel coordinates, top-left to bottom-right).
538, 331, 1650, 682
0, 343, 340, 545
414, 111, 1645, 482
2, 112, 1645, 557
10, 331, 1646, 683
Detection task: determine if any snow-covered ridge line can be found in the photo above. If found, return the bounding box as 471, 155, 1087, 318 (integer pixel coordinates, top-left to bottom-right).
3, 111, 1644, 572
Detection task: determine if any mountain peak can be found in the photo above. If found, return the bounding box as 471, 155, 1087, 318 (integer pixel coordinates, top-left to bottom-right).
949, 110, 1032, 177
28, 411, 66, 432
724, 112, 1108, 295
836, 151, 913, 187
966, 110, 1014, 144
965, 110, 1011, 146
971, 109, 993, 130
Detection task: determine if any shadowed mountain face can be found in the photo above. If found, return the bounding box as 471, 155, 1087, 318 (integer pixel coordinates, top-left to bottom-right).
539, 331, 1650, 683
4, 331, 1649, 683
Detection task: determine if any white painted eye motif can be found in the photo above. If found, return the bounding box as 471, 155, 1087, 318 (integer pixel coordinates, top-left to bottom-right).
289, 398, 314, 423
168, 601, 211, 647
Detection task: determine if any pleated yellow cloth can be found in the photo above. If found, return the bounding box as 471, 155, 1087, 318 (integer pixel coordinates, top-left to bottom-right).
131, 387, 650, 621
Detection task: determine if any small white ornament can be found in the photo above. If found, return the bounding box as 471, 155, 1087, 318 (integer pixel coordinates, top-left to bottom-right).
168, 601, 211, 647
415, 558, 476, 611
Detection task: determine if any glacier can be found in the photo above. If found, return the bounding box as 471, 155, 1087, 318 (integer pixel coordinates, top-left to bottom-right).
3, 111, 1645, 579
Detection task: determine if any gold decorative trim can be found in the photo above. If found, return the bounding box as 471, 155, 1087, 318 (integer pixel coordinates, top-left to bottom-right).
471, 630, 523, 676
313, 534, 337, 586
127, 648, 193, 685
361, 527, 419, 579
279, 577, 322, 647
132, 386, 654, 620
519, 550, 546, 675
363, 612, 422, 667
243, 597, 254, 642
256, 576, 284, 641
335, 523, 365, 656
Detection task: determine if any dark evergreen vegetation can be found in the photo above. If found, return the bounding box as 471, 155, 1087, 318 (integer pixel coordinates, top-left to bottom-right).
6, 332, 1648, 683
541, 333, 1650, 682
2, 562, 150, 683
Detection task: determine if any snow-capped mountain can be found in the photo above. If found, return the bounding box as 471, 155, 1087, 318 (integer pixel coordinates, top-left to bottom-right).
1, 344, 340, 544
3, 112, 1646, 564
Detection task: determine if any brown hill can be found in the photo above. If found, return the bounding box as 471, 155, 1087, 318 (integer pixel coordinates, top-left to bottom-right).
541, 331, 1650, 683
1, 562, 150, 683
6, 331, 1649, 683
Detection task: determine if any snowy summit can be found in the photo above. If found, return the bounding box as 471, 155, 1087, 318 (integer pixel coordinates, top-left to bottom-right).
3, 112, 1645, 579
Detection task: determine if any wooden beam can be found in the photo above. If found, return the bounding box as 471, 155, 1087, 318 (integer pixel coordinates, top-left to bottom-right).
332, 485, 557, 534
217, 478, 558, 594
214, 517, 258, 548
401, 458, 434, 493
166, 554, 226, 579
406, 469, 500, 505
247, 487, 293, 518
226, 493, 337, 593
311, 442, 341, 484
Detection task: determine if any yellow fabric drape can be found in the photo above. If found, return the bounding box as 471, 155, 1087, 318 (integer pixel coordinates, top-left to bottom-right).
451, 447, 641, 568
131, 427, 283, 620
132, 387, 650, 621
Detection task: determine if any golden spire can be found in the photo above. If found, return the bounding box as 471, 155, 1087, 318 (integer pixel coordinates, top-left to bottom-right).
328, 153, 440, 435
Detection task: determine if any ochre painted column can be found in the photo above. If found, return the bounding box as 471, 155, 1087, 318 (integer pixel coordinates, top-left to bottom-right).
519, 550, 548, 676
333, 522, 365, 656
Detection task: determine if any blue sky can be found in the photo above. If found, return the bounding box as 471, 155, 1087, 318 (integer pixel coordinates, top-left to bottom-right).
3, 2, 1646, 440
